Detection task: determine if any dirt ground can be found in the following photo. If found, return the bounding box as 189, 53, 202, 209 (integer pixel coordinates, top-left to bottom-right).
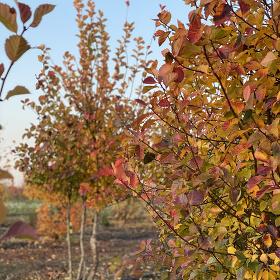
0, 222, 162, 280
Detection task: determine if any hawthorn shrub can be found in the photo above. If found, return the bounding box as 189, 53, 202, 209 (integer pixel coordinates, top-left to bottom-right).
114, 0, 280, 279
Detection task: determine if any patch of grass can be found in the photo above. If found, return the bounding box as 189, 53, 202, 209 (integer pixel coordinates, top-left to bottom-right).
5, 199, 41, 216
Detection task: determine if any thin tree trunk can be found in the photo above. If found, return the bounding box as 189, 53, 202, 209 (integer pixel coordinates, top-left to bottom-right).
86, 211, 99, 280
66, 202, 73, 280
76, 200, 87, 280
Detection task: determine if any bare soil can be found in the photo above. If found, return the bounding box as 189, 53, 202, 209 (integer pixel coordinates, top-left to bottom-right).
0, 221, 162, 280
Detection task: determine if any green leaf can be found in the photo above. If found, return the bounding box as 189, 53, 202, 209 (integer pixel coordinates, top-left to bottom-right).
271, 193, 280, 214
179, 42, 201, 58
275, 217, 280, 227
0, 3, 17, 33
5, 85, 30, 100
5, 35, 30, 62
259, 201, 267, 212
143, 85, 156, 93
30, 4, 55, 28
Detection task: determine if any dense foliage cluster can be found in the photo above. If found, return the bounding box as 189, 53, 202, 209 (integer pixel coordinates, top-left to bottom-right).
2, 0, 280, 279
113, 0, 280, 279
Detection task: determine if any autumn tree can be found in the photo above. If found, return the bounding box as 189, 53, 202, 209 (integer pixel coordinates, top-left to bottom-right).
16, 0, 149, 279
113, 0, 280, 279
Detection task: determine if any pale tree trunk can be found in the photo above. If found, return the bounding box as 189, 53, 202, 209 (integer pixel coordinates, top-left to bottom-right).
86, 211, 99, 280
76, 200, 87, 280
66, 202, 73, 280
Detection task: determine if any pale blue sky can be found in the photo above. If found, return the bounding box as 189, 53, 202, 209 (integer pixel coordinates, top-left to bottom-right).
0, 0, 189, 185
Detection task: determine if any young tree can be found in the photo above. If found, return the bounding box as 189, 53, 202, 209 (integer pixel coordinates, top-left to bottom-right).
16, 0, 149, 279
114, 1, 280, 279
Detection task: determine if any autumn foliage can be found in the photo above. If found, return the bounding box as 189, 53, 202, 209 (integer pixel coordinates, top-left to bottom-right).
0, 1, 55, 242
112, 0, 280, 279
8, 0, 280, 279
15, 0, 148, 279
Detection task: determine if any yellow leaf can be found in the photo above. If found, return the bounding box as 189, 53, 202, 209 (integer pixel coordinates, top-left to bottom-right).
255, 118, 265, 128
277, 91, 280, 102
268, 253, 277, 260
5, 35, 30, 62
260, 253, 268, 263
254, 150, 268, 162
197, 64, 208, 73
244, 271, 253, 279
179, 147, 188, 158
252, 254, 259, 261
262, 270, 269, 280
261, 52, 277, 67
269, 118, 279, 138
227, 246, 236, 254
263, 234, 273, 248
270, 264, 280, 272
231, 256, 238, 267
174, 223, 182, 230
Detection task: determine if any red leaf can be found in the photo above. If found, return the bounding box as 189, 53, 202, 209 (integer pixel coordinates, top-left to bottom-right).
247, 175, 263, 190
158, 98, 170, 107
158, 10, 171, 25
256, 185, 276, 199
257, 165, 271, 176
135, 145, 144, 160
154, 29, 165, 37
243, 84, 251, 101
0, 221, 37, 242
238, 0, 250, 15
187, 190, 204, 206
174, 67, 184, 83
97, 166, 113, 177
135, 99, 147, 106
217, 46, 232, 59
79, 183, 90, 197
187, 13, 202, 43
143, 76, 157, 84
213, 4, 231, 26
128, 172, 139, 188
112, 159, 127, 182
158, 31, 170, 46
189, 156, 203, 170
48, 71, 56, 78
159, 153, 176, 164
158, 63, 175, 85
0, 63, 4, 77
18, 2, 32, 23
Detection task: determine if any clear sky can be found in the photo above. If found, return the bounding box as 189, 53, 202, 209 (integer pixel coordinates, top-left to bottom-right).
0, 0, 190, 185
